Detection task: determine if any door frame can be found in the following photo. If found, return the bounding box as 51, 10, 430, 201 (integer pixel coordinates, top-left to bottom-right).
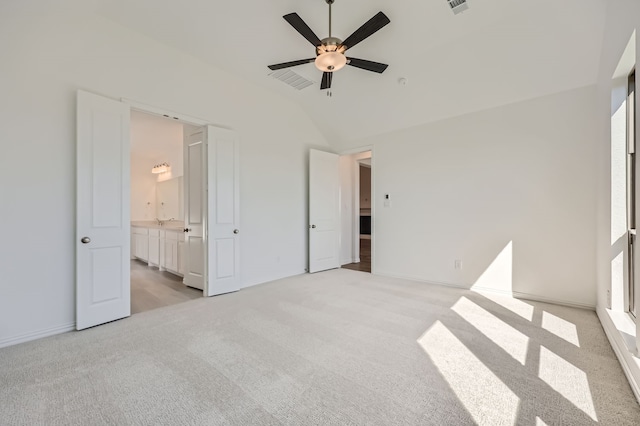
124, 99, 211, 299
356, 159, 372, 266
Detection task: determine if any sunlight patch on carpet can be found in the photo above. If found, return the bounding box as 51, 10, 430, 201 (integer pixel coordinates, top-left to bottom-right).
538, 346, 597, 421
471, 291, 534, 321
418, 321, 520, 425
541, 311, 580, 347
452, 297, 529, 365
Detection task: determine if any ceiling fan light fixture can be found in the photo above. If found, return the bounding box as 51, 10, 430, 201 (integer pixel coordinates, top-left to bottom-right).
315, 52, 347, 72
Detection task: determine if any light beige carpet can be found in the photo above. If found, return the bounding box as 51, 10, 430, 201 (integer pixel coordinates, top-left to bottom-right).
1, 269, 639, 425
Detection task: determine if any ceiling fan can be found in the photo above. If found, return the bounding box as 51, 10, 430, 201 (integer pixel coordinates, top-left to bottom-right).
268, 0, 391, 91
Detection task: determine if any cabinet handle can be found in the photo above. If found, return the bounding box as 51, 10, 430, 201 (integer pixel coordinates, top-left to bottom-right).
183, 228, 191, 233
81, 237, 91, 244
233, 229, 239, 234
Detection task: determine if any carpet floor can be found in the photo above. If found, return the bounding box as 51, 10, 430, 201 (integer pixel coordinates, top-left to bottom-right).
1, 269, 639, 425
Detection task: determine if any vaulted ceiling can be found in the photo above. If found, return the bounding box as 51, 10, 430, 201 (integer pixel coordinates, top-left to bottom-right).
92, 0, 606, 149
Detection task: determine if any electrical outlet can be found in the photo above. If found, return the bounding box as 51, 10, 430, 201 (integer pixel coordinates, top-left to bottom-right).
454, 259, 462, 270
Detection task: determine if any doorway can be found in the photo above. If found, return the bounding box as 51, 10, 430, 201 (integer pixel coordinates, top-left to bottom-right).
129, 110, 203, 314
342, 151, 373, 273
77, 91, 242, 330
627, 68, 637, 318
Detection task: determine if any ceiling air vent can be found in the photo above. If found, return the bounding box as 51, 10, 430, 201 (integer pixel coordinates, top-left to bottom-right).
269, 69, 314, 90
448, 0, 469, 15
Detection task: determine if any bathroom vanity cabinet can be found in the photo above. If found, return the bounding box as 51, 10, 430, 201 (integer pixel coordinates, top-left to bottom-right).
131, 224, 185, 277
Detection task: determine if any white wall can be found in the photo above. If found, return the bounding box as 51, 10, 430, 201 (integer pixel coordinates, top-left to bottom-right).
0, 6, 329, 346
130, 112, 184, 221
130, 152, 159, 221
353, 86, 598, 307
594, 0, 640, 401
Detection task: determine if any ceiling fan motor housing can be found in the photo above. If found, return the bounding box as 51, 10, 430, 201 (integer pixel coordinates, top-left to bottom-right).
315, 37, 347, 72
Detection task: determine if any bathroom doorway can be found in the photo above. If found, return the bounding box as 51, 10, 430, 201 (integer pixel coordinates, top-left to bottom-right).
76, 91, 240, 329
129, 111, 203, 314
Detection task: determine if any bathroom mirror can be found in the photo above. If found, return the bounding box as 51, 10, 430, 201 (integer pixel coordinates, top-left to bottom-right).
156, 176, 183, 220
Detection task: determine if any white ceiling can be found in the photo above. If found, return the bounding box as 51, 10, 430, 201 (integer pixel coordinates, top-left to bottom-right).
92, 0, 606, 149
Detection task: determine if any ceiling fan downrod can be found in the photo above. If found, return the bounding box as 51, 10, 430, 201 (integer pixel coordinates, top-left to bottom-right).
327, 0, 334, 37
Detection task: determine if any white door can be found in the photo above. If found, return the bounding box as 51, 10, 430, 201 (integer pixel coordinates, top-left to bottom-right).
183, 126, 206, 290
76, 90, 131, 330
309, 149, 340, 273
206, 126, 241, 296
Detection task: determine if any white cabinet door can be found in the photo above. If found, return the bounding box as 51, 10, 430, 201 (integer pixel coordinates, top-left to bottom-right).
309, 149, 340, 273
169, 240, 178, 272
134, 233, 148, 261
164, 231, 179, 273
178, 238, 185, 276
76, 90, 131, 330
148, 229, 160, 267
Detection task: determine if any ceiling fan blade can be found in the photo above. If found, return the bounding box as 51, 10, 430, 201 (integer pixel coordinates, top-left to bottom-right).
283, 13, 322, 47
347, 58, 389, 74
268, 58, 316, 71
320, 72, 333, 90
341, 12, 390, 50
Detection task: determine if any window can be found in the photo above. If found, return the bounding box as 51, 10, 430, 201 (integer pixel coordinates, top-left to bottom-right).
628, 69, 636, 317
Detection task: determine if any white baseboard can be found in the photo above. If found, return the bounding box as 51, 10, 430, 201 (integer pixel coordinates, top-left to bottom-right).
241, 269, 307, 289
374, 270, 595, 310
475, 286, 595, 311
0, 322, 76, 349
597, 306, 640, 403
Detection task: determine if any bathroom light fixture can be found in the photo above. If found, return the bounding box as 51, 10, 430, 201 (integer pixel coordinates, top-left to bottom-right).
151, 162, 170, 174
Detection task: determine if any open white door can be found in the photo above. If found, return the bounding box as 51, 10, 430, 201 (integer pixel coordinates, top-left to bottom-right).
76, 91, 131, 330
183, 126, 207, 290
309, 149, 340, 273
205, 126, 241, 296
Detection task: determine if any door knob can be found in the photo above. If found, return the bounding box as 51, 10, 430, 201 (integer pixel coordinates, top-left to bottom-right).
233, 229, 239, 234
81, 237, 91, 244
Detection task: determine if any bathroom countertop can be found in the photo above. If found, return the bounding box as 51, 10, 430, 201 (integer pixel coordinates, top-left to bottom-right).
131, 220, 185, 231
